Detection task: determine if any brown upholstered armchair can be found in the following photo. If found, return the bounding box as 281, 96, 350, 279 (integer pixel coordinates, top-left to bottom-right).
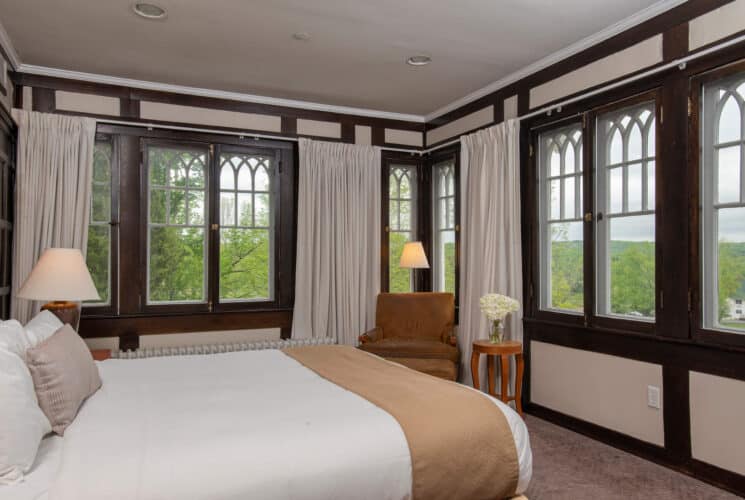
358, 293, 459, 380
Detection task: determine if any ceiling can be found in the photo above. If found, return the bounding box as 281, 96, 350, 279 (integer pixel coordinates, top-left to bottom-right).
0, 0, 671, 117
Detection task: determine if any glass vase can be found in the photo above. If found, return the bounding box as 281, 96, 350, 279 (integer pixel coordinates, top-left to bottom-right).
489, 319, 505, 344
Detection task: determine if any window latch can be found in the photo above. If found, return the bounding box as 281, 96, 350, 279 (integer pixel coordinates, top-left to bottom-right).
211, 223, 219, 231
584, 212, 593, 222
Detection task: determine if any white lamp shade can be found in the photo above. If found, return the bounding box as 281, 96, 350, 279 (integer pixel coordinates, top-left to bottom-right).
399, 241, 430, 269
17, 248, 101, 302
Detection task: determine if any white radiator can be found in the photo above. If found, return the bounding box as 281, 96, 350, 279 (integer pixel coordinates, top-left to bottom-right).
114, 337, 336, 359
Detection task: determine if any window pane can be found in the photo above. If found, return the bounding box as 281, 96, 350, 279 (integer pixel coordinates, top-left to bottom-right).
718, 96, 741, 143
608, 215, 656, 318
389, 231, 412, 293
149, 227, 205, 302
220, 164, 235, 190
86, 225, 110, 305
596, 101, 656, 321
717, 146, 741, 204
549, 222, 583, 311
539, 124, 584, 313
550, 147, 560, 176
91, 184, 111, 222
219, 228, 271, 300
218, 152, 276, 302
717, 208, 745, 331
147, 146, 209, 305
435, 230, 456, 293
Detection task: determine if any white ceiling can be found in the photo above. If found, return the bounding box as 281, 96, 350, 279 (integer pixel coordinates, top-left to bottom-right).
0, 0, 673, 117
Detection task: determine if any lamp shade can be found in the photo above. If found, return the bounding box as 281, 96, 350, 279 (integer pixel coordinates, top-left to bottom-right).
399, 241, 430, 269
17, 248, 101, 301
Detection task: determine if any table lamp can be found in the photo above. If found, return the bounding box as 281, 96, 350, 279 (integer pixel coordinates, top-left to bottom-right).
400, 241, 430, 269
16, 248, 100, 330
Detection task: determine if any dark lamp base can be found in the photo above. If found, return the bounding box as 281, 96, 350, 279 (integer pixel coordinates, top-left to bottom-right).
41, 301, 81, 331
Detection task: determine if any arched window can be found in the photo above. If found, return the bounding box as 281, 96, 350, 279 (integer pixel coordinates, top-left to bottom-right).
701, 74, 745, 333
596, 101, 657, 319
434, 161, 456, 293
388, 164, 417, 293
86, 138, 114, 306
538, 124, 584, 313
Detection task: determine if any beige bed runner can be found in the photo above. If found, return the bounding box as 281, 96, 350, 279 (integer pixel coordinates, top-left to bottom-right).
283, 345, 519, 500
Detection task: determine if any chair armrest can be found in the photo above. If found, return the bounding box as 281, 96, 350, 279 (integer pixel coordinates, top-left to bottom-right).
359, 327, 382, 344
440, 329, 457, 346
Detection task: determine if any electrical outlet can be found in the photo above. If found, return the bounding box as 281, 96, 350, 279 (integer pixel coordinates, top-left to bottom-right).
647, 385, 661, 409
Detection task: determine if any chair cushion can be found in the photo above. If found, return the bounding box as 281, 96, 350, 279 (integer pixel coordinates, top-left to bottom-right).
387, 357, 458, 381
359, 338, 459, 363
376, 293, 454, 342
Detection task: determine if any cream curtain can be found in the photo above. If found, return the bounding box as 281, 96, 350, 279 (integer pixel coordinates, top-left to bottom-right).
292, 138, 381, 345
10, 110, 96, 323
458, 120, 523, 387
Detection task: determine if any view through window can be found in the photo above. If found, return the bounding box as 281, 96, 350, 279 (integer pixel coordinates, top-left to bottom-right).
388, 164, 417, 293
701, 73, 745, 333
86, 139, 113, 305
433, 160, 456, 294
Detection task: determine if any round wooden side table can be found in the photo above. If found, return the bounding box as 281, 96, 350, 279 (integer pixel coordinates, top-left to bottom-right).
470, 340, 524, 415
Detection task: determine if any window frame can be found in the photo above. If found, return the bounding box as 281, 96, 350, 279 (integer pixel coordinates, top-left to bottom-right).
528, 90, 660, 336
381, 152, 426, 293
140, 137, 288, 315
82, 132, 119, 317
690, 59, 745, 349
429, 146, 460, 308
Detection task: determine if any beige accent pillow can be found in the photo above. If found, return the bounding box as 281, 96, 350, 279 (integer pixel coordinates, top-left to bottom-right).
26, 324, 102, 435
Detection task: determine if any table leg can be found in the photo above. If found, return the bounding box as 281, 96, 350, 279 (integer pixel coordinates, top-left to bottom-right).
500, 354, 509, 406
487, 355, 495, 397
470, 351, 480, 391
515, 353, 524, 416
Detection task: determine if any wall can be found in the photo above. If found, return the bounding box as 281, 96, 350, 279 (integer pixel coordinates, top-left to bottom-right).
424, 0, 745, 495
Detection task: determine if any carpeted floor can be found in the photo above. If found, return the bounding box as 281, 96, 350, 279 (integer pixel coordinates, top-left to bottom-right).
523, 415, 741, 500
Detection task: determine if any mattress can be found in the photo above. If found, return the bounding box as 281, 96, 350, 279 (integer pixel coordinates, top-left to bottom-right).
4, 350, 531, 500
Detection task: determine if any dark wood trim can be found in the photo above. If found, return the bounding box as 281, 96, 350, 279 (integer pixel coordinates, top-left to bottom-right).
79, 309, 292, 338
31, 87, 54, 113
663, 22, 689, 62
524, 405, 744, 498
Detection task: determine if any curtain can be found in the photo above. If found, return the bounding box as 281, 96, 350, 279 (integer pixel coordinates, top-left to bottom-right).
292, 138, 381, 345
10, 110, 96, 323
458, 120, 523, 387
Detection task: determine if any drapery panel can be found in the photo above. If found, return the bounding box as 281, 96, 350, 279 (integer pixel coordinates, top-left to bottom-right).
292, 139, 381, 345
459, 120, 523, 387
10, 110, 96, 323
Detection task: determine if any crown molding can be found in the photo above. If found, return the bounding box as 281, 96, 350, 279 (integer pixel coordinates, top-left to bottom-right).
424, 0, 688, 122
0, 18, 20, 69
17, 64, 427, 123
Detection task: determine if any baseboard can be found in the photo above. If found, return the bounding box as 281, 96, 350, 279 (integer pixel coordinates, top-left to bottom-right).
525, 403, 745, 498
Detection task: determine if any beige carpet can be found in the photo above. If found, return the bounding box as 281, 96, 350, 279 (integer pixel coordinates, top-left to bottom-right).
524, 415, 741, 499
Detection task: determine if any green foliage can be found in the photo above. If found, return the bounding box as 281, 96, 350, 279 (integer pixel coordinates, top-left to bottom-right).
718, 242, 745, 328
444, 242, 455, 294
550, 240, 584, 311
86, 226, 110, 303
610, 241, 655, 317
389, 232, 412, 293
220, 229, 270, 300
149, 226, 205, 301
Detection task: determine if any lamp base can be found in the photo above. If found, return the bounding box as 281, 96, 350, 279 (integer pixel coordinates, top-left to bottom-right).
41, 301, 81, 331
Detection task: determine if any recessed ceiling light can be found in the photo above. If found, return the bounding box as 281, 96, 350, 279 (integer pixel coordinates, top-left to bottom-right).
406, 55, 431, 67
292, 32, 311, 41
133, 3, 167, 20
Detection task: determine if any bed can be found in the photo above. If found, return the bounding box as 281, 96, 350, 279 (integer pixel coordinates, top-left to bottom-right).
6, 346, 532, 500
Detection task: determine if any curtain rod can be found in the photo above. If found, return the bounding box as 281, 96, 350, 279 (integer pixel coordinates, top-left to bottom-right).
96, 32, 745, 158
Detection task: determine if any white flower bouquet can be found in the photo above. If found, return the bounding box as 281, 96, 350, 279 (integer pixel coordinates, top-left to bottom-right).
479, 293, 520, 343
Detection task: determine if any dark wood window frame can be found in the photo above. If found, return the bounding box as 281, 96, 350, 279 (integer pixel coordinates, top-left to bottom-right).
0, 110, 15, 320
528, 90, 661, 337
689, 58, 745, 351
380, 146, 461, 313
82, 124, 296, 320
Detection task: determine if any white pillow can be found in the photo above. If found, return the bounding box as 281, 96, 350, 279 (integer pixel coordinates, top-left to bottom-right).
24, 310, 64, 347
0, 320, 52, 484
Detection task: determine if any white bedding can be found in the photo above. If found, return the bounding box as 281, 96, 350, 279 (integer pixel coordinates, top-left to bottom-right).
7, 349, 531, 500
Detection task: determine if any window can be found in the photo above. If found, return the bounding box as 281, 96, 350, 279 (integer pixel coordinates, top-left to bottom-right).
218, 149, 275, 301
144, 139, 283, 310
701, 71, 745, 333
146, 144, 208, 304
85, 137, 117, 308
387, 164, 417, 293
433, 159, 456, 293
595, 101, 656, 320
538, 123, 584, 313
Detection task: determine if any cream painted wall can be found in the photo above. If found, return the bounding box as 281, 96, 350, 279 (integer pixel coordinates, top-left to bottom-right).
297, 118, 341, 138
531, 341, 665, 446
689, 0, 745, 51
55, 90, 120, 116
503, 95, 518, 120
689, 371, 745, 476
384, 128, 423, 147
426, 105, 493, 146
140, 101, 282, 132
529, 35, 663, 109
355, 125, 372, 145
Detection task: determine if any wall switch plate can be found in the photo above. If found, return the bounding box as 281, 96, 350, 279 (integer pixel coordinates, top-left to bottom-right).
647, 385, 661, 409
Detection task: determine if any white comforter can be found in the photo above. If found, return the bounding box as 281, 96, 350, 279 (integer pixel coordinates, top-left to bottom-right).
45, 349, 530, 500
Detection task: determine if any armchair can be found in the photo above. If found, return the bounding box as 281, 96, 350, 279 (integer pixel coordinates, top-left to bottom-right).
358, 293, 459, 380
